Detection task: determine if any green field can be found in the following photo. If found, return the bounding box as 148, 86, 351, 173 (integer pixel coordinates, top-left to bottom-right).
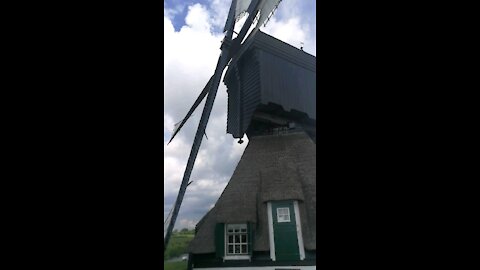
165, 230, 195, 260
164, 261, 187, 270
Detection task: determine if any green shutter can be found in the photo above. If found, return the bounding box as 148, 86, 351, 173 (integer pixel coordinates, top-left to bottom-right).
215, 223, 225, 258
247, 222, 254, 256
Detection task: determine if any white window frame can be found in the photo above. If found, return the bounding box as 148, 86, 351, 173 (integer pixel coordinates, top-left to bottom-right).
276, 207, 291, 222
223, 223, 251, 260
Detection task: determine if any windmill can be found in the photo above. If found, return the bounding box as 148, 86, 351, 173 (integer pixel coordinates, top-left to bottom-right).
186, 28, 316, 264
164, 0, 285, 251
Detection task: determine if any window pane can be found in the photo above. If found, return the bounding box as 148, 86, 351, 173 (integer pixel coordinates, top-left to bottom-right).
235, 245, 240, 254
234, 228, 239, 233
241, 244, 247, 254
241, 234, 247, 243
277, 207, 289, 216
277, 208, 291, 222
228, 235, 233, 243
241, 228, 247, 232
228, 245, 233, 254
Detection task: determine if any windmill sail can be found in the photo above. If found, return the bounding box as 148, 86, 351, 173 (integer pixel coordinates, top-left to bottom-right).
235, 0, 252, 22
225, 0, 282, 32
172, 121, 181, 135
256, 0, 282, 27
167, 76, 213, 145
164, 0, 285, 252
164, 201, 175, 238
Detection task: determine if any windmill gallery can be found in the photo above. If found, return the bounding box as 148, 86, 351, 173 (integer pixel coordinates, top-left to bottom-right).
164, 1, 316, 269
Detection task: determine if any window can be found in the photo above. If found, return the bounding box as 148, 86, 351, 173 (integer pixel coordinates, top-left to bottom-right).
277, 207, 290, 222
226, 224, 249, 255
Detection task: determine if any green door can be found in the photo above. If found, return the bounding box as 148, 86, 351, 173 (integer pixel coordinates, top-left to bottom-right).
272, 201, 300, 261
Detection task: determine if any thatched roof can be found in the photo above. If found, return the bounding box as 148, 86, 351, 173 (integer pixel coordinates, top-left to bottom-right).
188, 131, 316, 253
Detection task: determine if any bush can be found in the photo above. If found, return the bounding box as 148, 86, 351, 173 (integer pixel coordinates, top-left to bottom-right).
165, 231, 194, 260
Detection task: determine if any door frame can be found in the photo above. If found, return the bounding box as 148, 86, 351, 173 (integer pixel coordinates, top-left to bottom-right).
267, 200, 305, 261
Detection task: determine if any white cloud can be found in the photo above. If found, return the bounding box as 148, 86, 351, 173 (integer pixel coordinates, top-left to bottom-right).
164, 0, 315, 230
261, 1, 316, 55
184, 4, 212, 32
263, 18, 305, 48
209, 0, 230, 30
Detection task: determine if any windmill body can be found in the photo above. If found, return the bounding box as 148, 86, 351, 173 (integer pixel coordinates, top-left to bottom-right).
187, 31, 316, 269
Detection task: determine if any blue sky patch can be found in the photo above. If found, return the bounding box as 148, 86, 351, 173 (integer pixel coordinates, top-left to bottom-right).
165, 0, 211, 31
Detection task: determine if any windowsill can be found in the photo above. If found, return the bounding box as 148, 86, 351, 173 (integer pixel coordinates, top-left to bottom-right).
223, 255, 251, 261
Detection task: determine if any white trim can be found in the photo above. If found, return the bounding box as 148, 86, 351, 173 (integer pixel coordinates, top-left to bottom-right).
267, 202, 275, 261
193, 266, 316, 270
293, 201, 305, 260
223, 255, 251, 261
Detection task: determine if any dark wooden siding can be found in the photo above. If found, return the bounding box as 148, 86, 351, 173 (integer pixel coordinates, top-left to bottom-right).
226, 72, 240, 136
240, 51, 261, 138
224, 31, 316, 138
226, 50, 261, 138
258, 50, 316, 120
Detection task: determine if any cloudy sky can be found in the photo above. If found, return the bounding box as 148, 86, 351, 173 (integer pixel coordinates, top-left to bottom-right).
164, 0, 316, 230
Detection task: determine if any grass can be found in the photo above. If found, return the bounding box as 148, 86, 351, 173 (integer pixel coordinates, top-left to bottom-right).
165, 230, 195, 260
164, 261, 188, 270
